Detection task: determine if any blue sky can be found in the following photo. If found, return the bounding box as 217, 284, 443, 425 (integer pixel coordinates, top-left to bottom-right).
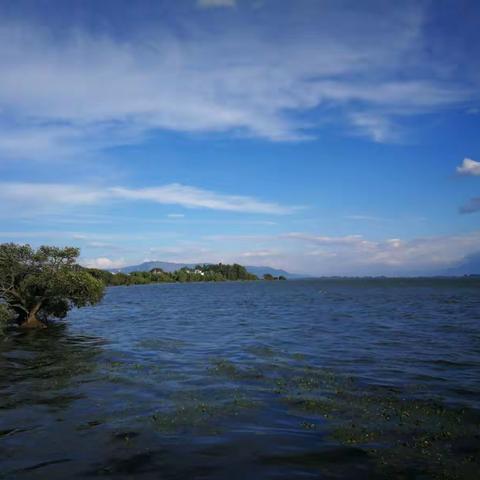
0, 0, 479, 275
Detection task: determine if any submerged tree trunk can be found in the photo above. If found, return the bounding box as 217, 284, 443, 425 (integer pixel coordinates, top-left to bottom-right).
21, 302, 46, 329
22, 314, 46, 329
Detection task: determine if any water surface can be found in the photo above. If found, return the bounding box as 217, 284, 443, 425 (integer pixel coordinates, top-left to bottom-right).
1, 279, 479, 479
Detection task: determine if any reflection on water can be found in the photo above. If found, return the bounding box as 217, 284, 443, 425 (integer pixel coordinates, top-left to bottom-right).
1, 279, 479, 479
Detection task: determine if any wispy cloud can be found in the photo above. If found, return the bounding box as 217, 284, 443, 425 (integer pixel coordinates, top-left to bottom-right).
0, 183, 107, 207
111, 184, 296, 214
240, 249, 282, 258
344, 214, 389, 222
0, 182, 296, 215
282, 232, 373, 247
457, 158, 480, 176
197, 0, 236, 8
349, 112, 397, 143
0, 1, 476, 161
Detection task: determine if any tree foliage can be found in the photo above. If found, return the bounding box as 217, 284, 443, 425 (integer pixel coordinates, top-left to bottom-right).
86, 263, 258, 286
0, 243, 105, 328
263, 273, 286, 281
0, 303, 14, 333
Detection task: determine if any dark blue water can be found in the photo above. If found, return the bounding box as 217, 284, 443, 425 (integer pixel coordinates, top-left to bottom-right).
1, 279, 479, 479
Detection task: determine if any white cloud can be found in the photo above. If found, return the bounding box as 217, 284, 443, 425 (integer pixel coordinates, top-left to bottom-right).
0, 2, 475, 159
167, 213, 185, 218
0, 182, 295, 215
349, 112, 397, 143
197, 0, 236, 8
457, 158, 480, 176
82, 257, 127, 269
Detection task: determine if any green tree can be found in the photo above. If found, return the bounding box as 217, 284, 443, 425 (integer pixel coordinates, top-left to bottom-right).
0, 243, 105, 329
109, 272, 131, 286
0, 303, 13, 333
86, 267, 114, 285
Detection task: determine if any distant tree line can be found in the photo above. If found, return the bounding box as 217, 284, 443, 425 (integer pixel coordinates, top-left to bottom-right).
86, 263, 259, 286
263, 273, 287, 281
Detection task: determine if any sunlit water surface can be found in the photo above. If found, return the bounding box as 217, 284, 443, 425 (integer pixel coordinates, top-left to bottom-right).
1, 279, 479, 479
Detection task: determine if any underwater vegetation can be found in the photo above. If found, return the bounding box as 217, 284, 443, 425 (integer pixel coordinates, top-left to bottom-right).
209, 355, 480, 479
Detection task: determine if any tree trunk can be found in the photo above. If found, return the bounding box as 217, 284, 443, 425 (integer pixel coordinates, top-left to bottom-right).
21, 303, 46, 329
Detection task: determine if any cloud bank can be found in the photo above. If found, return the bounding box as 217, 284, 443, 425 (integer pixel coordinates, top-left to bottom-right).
212, 231, 480, 276
72, 230, 480, 276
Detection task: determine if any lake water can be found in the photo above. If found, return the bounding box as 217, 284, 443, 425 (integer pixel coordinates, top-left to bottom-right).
1, 279, 479, 479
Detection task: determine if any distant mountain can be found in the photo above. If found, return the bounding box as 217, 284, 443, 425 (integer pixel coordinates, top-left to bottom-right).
111, 261, 305, 279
